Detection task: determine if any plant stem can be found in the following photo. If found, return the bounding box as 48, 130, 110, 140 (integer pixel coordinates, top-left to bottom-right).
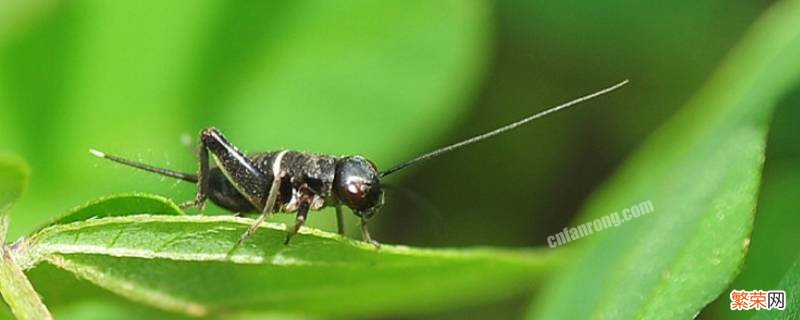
0, 246, 52, 320
0, 214, 8, 244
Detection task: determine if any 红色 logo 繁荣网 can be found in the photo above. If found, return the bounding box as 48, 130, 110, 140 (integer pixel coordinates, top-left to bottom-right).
730, 289, 786, 311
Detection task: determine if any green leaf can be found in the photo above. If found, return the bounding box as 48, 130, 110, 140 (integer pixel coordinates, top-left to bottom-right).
26, 263, 196, 320
706, 90, 800, 318
16, 214, 559, 318
49, 193, 183, 226
528, 1, 800, 319
707, 158, 800, 319
753, 255, 800, 319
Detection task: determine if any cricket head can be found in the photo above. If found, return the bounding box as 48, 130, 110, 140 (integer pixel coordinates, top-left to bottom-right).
334, 156, 384, 219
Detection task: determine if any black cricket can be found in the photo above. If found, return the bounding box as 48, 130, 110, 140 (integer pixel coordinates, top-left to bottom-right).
90, 80, 627, 248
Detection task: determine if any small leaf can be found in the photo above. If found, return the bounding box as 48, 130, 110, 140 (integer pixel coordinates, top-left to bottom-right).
0, 154, 28, 218
0, 155, 50, 319
49, 193, 183, 226
529, 0, 800, 319
18, 215, 559, 318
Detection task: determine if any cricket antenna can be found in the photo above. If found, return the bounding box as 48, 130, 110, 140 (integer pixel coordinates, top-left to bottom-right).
89, 149, 199, 183
379, 80, 629, 177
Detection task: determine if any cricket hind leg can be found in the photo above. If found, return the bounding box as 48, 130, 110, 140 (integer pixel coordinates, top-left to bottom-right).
181, 127, 271, 211
179, 142, 210, 210
206, 168, 258, 213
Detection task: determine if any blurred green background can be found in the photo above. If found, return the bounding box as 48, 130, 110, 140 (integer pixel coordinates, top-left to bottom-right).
1, 0, 798, 319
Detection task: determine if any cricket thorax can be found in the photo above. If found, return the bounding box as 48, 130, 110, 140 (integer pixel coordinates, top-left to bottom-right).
252, 150, 338, 213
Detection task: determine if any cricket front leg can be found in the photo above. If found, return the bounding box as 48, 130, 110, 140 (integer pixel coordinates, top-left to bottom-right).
360, 218, 381, 249
335, 205, 345, 235
284, 199, 311, 245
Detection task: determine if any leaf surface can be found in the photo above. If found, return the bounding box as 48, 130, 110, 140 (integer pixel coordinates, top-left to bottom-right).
753, 255, 800, 319
50, 193, 183, 226
529, 1, 800, 319
18, 213, 559, 318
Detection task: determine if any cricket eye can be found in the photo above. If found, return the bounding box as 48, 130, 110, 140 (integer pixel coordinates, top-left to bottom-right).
346, 182, 366, 196
339, 179, 377, 211
344, 180, 370, 200
334, 156, 381, 211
